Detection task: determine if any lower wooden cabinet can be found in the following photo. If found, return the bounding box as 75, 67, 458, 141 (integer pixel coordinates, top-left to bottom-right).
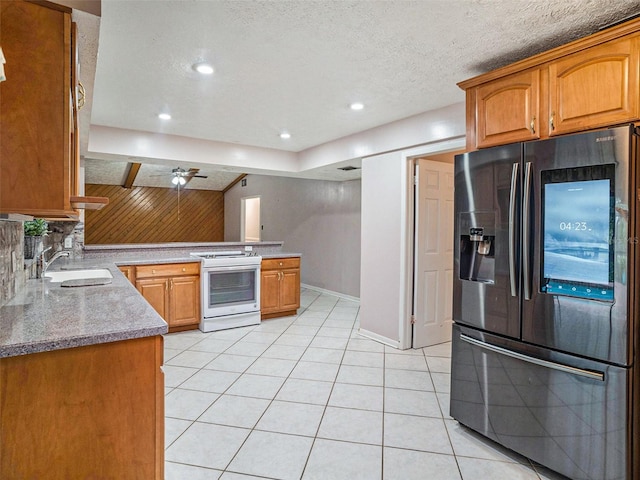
261, 257, 301, 319
0, 336, 164, 479
120, 262, 201, 333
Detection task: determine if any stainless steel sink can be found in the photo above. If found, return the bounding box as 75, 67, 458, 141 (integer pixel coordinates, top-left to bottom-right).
44, 268, 113, 283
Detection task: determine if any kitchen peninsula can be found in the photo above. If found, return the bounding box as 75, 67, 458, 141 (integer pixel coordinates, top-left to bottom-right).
0, 261, 166, 479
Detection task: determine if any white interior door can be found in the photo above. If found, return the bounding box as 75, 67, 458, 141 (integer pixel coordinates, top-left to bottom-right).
412, 159, 454, 348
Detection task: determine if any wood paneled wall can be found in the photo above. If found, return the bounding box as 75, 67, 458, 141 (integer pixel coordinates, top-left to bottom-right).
85, 184, 224, 244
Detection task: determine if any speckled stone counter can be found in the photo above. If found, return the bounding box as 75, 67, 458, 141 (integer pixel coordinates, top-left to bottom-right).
0, 260, 167, 358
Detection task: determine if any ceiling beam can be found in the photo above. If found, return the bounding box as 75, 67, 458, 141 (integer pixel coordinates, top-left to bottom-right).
223, 174, 248, 193
122, 162, 141, 189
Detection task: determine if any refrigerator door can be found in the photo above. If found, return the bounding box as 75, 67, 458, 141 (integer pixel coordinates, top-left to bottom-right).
451, 324, 628, 480
453, 144, 522, 338
522, 125, 635, 365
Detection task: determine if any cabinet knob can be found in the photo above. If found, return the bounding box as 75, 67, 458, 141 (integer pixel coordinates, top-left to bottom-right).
279, 262, 283, 266
549, 113, 555, 131
530, 116, 535, 134
182, 267, 186, 272
152, 269, 156, 274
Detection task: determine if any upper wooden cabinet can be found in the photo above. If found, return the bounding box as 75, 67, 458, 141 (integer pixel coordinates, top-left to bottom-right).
475, 69, 541, 148
548, 36, 639, 135
0, 0, 107, 218
460, 18, 640, 149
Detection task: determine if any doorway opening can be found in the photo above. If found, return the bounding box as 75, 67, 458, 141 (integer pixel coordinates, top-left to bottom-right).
241, 196, 261, 242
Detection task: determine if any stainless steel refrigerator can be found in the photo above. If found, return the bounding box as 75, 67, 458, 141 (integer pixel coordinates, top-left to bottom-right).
451, 125, 639, 480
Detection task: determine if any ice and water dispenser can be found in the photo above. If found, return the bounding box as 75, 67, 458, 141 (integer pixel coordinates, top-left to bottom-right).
459, 212, 495, 284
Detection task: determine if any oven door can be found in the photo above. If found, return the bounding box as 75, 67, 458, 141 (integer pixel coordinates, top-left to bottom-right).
202, 264, 260, 318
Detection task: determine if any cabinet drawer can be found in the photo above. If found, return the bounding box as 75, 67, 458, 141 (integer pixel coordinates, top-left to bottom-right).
135, 262, 200, 279
262, 257, 300, 271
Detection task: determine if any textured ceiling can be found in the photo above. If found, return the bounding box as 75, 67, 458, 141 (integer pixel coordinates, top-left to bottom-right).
85, 0, 640, 189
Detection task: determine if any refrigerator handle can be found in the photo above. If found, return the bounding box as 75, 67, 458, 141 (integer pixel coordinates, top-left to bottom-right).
522, 162, 532, 300
508, 163, 519, 297
460, 334, 605, 381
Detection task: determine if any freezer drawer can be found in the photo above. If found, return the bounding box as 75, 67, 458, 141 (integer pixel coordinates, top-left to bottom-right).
450, 324, 629, 480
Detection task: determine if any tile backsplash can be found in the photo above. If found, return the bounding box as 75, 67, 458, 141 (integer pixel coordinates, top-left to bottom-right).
0, 220, 25, 306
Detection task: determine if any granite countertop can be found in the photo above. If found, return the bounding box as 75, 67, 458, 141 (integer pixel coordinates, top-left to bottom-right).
0, 259, 168, 359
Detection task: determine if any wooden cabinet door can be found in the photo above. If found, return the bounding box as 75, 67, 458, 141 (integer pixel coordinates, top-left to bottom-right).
261, 270, 281, 314
280, 269, 301, 312
118, 265, 135, 284
475, 69, 541, 148
169, 275, 200, 328
0, 1, 76, 217
136, 278, 168, 319
548, 36, 640, 135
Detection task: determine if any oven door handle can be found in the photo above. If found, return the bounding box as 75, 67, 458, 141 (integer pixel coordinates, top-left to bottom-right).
460, 334, 605, 381
204, 265, 260, 273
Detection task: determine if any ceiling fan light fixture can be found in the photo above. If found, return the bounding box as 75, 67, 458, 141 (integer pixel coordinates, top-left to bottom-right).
193, 63, 214, 75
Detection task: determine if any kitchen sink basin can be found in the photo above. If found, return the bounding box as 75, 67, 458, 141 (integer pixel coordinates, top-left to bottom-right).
44, 268, 113, 283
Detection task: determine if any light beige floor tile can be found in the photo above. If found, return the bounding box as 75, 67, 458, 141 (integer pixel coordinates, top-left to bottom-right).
165, 422, 249, 470
240, 331, 281, 344
347, 338, 385, 353
261, 344, 306, 360
336, 364, 384, 386
457, 456, 541, 479
165, 462, 222, 480
164, 347, 182, 362
290, 361, 340, 382
164, 334, 203, 351
383, 447, 461, 480
275, 378, 334, 405
163, 365, 198, 388
199, 394, 270, 428
219, 473, 268, 479
256, 400, 325, 437
227, 430, 314, 480
431, 371, 451, 393
179, 369, 241, 394
427, 355, 452, 373
328, 383, 383, 411
384, 387, 441, 417
302, 439, 382, 480
245, 357, 297, 377
317, 406, 382, 445
204, 353, 256, 373
384, 368, 434, 391
317, 326, 352, 338
301, 347, 344, 364
309, 336, 349, 349
274, 334, 314, 347
286, 325, 321, 336
323, 318, 356, 329
342, 350, 384, 368
384, 413, 453, 454
423, 341, 452, 358
384, 345, 424, 356
165, 350, 219, 368
224, 341, 269, 357
189, 337, 236, 354
165, 388, 219, 420
165, 417, 191, 447
385, 353, 428, 370
225, 373, 286, 399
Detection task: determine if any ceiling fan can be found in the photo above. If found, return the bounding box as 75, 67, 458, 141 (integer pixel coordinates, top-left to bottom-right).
168, 167, 208, 186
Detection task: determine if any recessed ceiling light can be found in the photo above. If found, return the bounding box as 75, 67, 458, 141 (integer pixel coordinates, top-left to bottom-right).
158, 113, 171, 120
350, 103, 364, 111
280, 132, 291, 139
193, 63, 214, 75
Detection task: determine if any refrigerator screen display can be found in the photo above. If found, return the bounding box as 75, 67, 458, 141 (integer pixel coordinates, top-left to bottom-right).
541, 165, 615, 301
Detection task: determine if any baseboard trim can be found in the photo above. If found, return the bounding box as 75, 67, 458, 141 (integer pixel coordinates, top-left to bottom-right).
301, 283, 360, 303
357, 328, 401, 349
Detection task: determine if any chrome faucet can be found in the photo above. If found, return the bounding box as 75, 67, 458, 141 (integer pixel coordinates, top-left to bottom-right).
41, 248, 71, 275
